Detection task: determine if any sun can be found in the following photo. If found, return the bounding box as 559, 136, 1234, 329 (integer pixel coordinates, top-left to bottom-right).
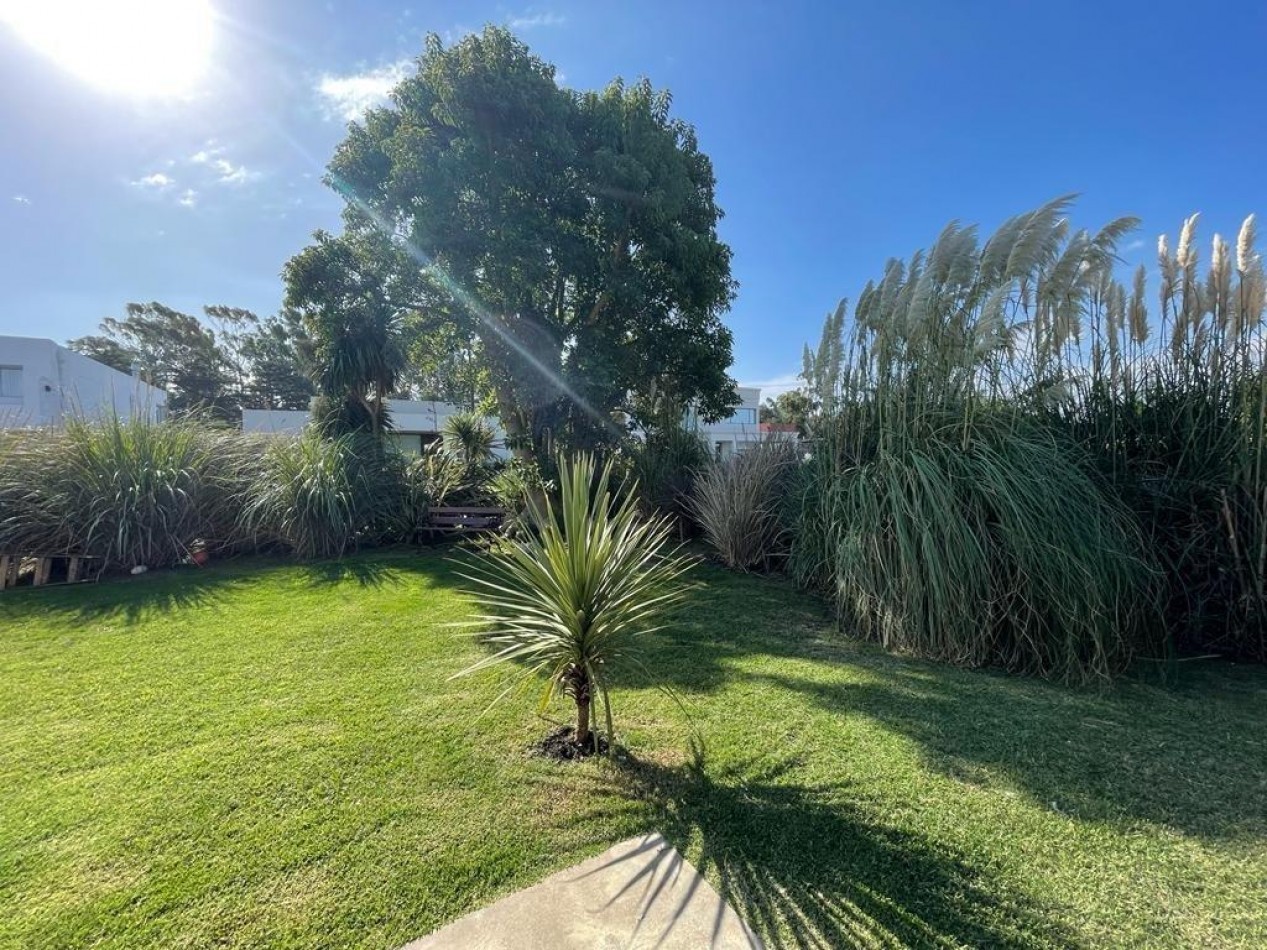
0, 0, 215, 98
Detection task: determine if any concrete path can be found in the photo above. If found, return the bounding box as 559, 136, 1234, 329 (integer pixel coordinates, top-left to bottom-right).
402, 833, 761, 949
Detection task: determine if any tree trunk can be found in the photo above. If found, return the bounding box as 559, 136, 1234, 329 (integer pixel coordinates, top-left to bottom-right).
575, 694, 591, 749
494, 381, 550, 520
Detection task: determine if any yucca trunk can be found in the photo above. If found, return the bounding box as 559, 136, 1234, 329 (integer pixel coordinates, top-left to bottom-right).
566, 665, 593, 747
575, 694, 591, 747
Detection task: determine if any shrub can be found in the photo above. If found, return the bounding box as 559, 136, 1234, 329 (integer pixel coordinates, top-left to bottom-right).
243, 430, 403, 559
689, 441, 799, 571
0, 415, 256, 569
454, 453, 692, 752
628, 423, 712, 531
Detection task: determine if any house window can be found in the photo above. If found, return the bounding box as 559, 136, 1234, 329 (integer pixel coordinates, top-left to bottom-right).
0, 366, 21, 399
732, 407, 757, 425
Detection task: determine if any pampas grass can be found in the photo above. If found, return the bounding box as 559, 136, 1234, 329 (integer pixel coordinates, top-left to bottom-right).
794, 198, 1267, 671
0, 415, 258, 569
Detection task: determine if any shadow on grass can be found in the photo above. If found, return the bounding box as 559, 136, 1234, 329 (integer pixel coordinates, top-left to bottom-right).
749, 661, 1267, 841
557, 747, 1072, 949
0, 563, 257, 624
0, 546, 469, 625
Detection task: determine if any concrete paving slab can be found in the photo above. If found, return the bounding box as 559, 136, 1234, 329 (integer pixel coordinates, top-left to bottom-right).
401, 832, 761, 949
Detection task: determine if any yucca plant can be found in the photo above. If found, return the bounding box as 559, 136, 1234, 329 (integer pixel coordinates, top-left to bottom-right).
453, 453, 692, 753
441, 411, 497, 468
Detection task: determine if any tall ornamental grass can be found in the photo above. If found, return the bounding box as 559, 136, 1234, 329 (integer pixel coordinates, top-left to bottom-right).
794, 197, 1160, 681
690, 440, 799, 571
0, 415, 257, 569
243, 430, 404, 559
1048, 213, 1267, 661
628, 421, 713, 530
796, 199, 1267, 672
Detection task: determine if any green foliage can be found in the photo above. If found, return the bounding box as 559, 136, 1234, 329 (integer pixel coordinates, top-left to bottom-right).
441, 411, 496, 468
690, 441, 800, 572
794, 198, 1267, 676
68, 302, 315, 417
69, 302, 233, 417
243, 430, 403, 559
455, 453, 693, 748
0, 415, 256, 569
283, 230, 413, 438
305, 26, 737, 460
793, 415, 1152, 682
759, 389, 812, 437
627, 421, 712, 529
207, 306, 316, 411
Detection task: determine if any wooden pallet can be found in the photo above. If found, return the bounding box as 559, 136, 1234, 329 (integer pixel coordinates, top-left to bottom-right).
0, 553, 103, 590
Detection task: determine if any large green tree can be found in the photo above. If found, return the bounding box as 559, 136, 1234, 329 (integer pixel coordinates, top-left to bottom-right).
760, 389, 812, 438
291, 26, 737, 460
69, 302, 316, 417
70, 302, 232, 416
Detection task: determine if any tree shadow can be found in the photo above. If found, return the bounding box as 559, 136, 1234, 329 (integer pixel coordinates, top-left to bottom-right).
748, 660, 1267, 842
0, 563, 256, 625
551, 747, 1074, 949
0, 546, 471, 626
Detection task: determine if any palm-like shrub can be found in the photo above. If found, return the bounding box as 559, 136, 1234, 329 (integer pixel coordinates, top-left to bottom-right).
690, 441, 798, 571
243, 430, 401, 559
455, 453, 692, 751
0, 416, 256, 569
441, 411, 497, 468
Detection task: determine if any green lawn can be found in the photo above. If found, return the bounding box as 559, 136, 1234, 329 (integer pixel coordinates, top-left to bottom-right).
1, 549, 1264, 948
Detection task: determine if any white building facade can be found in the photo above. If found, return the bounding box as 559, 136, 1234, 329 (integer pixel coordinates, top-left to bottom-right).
691, 385, 766, 458
243, 387, 788, 459
242, 399, 511, 458
0, 335, 167, 428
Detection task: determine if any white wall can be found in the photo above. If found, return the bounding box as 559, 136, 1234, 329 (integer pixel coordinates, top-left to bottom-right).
241, 399, 511, 459
695, 386, 768, 454
0, 336, 167, 428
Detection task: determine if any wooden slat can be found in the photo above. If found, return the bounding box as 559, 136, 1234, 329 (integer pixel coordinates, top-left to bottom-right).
0, 553, 102, 591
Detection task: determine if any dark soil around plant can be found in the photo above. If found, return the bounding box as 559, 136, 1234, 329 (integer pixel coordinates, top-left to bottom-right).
531, 726, 608, 760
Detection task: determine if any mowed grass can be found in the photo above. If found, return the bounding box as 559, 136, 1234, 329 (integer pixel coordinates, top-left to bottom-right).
1, 549, 1265, 949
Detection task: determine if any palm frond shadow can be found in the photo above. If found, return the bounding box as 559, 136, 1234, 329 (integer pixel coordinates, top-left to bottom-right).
544, 747, 1072, 949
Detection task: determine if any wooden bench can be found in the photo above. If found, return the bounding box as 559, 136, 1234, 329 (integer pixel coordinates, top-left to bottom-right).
422, 506, 506, 539
0, 553, 103, 590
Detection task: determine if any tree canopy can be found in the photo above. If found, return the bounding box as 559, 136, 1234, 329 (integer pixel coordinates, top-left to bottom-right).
289, 26, 738, 456
69, 302, 315, 419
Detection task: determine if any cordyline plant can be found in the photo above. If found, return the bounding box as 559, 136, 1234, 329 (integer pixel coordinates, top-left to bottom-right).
453, 453, 693, 752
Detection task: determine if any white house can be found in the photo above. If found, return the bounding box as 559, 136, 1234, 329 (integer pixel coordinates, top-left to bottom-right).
242, 387, 788, 459
242, 399, 511, 458
691, 385, 767, 458
0, 335, 167, 428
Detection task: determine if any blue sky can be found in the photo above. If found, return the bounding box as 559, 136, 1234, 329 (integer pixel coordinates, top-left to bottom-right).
2, 0, 1265, 394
